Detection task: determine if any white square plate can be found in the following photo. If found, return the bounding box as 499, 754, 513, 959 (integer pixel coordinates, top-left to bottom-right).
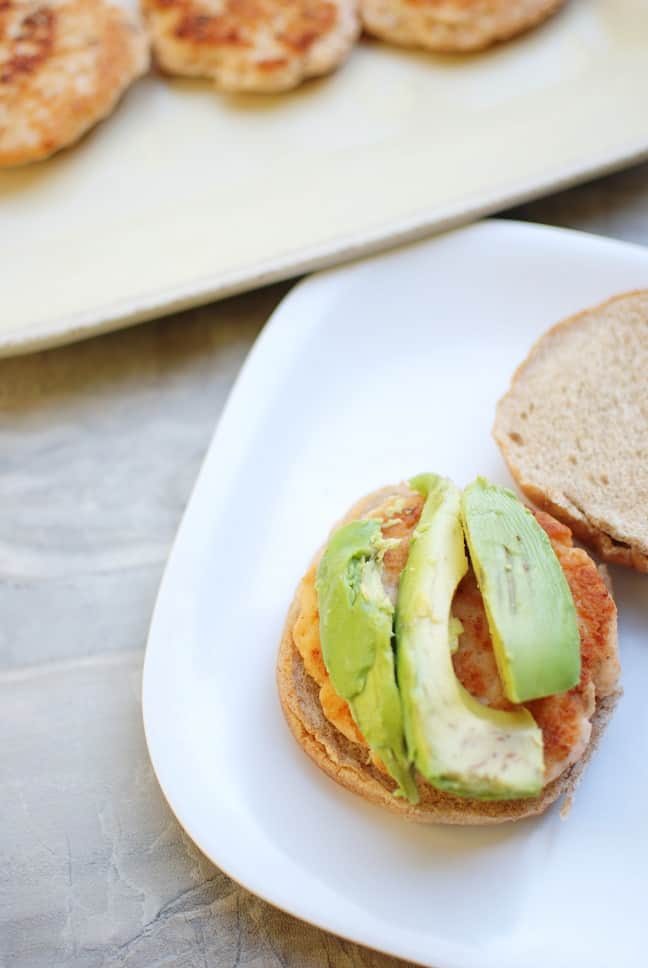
143, 220, 648, 968
3, 0, 648, 357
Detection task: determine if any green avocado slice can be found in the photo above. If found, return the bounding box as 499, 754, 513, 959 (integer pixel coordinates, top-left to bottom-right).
396, 474, 544, 800
461, 478, 581, 704
316, 519, 418, 803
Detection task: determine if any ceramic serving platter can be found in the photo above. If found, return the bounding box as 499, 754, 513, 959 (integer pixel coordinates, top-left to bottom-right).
3, 0, 648, 357
143, 220, 648, 968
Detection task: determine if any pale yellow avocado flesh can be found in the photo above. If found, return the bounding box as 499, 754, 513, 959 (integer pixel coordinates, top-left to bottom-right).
396, 475, 544, 800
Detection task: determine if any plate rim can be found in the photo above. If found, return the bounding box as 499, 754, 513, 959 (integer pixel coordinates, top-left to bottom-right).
142, 219, 648, 968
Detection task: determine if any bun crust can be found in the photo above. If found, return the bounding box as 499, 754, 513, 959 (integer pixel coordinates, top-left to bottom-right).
277, 487, 621, 824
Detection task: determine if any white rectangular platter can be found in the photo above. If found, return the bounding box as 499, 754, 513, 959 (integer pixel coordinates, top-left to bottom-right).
143, 220, 648, 968
3, 0, 648, 357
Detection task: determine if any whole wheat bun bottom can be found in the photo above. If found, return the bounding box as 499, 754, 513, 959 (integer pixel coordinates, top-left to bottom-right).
276, 487, 621, 824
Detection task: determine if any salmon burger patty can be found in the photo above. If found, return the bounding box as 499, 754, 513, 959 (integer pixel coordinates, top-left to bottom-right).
292, 486, 620, 790
0, 0, 149, 166
141, 0, 360, 92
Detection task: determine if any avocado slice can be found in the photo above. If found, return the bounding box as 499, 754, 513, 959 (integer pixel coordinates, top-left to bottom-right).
396, 474, 544, 800
316, 519, 419, 803
461, 478, 580, 704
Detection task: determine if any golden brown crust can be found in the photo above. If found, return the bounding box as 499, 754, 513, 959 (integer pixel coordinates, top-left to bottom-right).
277, 484, 622, 824
1, 4, 55, 86
0, 0, 149, 167
360, 0, 565, 54
494, 289, 648, 575
141, 0, 359, 92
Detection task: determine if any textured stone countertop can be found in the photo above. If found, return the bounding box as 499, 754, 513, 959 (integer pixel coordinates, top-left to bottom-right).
3, 165, 648, 968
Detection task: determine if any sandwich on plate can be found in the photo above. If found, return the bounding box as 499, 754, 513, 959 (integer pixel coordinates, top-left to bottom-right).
277, 474, 621, 823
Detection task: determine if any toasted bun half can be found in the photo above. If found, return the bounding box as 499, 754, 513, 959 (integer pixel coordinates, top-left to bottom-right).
494, 290, 648, 574
277, 487, 621, 824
